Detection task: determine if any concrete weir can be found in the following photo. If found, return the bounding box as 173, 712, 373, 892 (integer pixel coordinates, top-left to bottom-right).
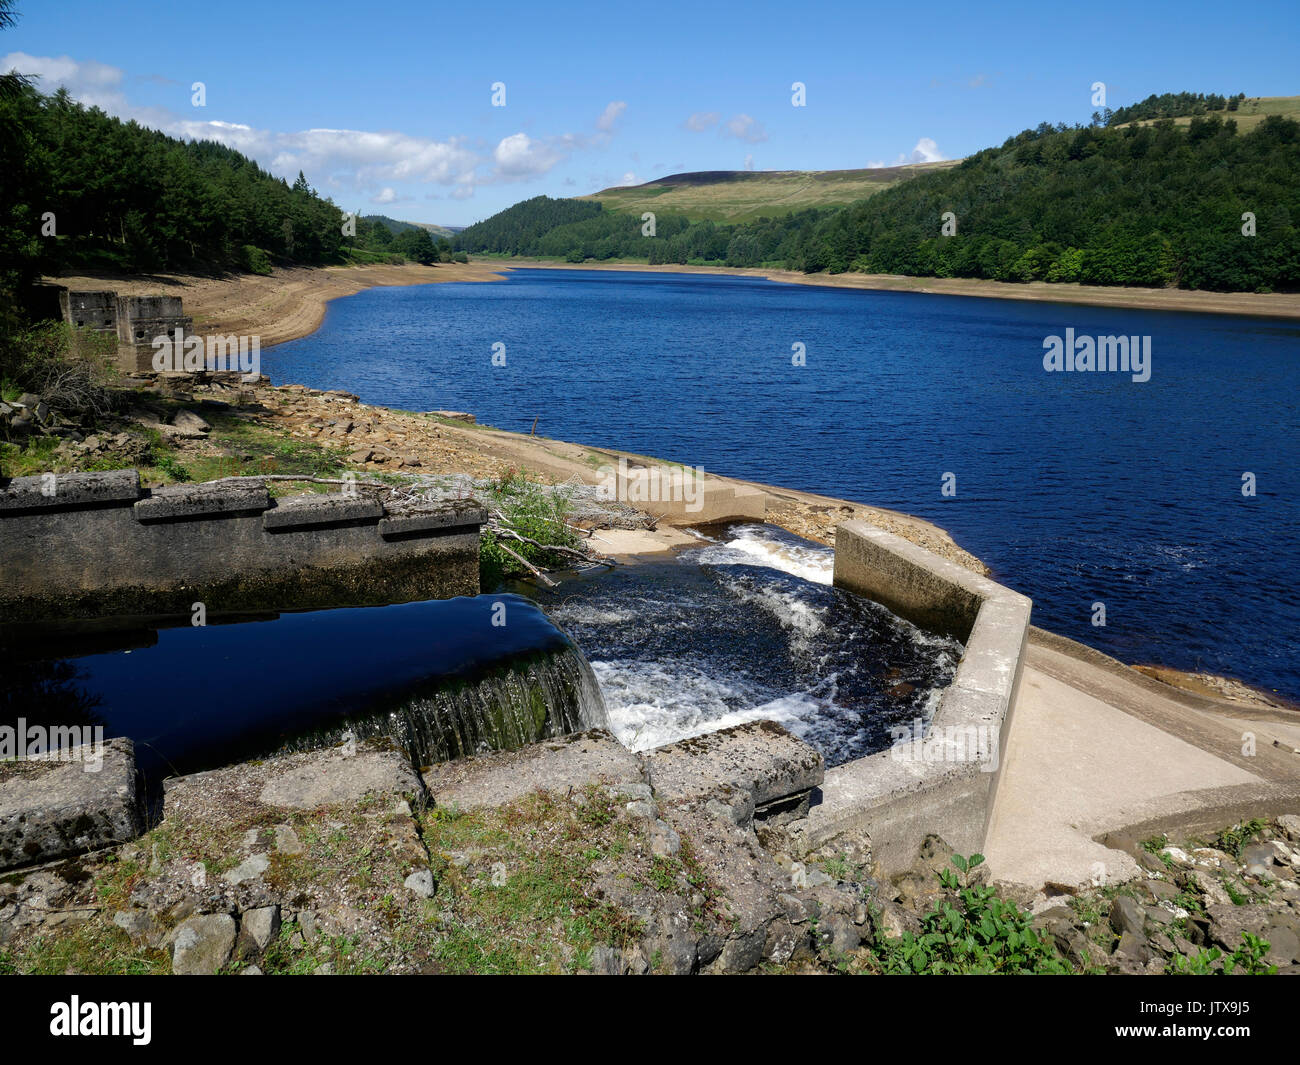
0, 469, 487, 621
800, 520, 1032, 873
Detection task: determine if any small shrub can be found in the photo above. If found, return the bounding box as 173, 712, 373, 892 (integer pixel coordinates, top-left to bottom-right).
241, 245, 273, 275
872, 854, 1073, 974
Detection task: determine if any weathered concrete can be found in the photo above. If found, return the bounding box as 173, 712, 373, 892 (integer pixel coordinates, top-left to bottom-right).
0, 738, 143, 871
163, 740, 427, 822
799, 521, 1031, 872
646, 721, 824, 813
983, 632, 1300, 890
0, 470, 486, 621
423, 729, 645, 810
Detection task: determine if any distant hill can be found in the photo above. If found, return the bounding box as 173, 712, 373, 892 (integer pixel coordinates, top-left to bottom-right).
458, 93, 1300, 292
1110, 94, 1300, 134
364, 215, 463, 240
580, 162, 956, 223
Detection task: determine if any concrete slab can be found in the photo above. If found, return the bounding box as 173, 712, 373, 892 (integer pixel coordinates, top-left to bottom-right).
646, 721, 824, 809
0, 738, 142, 870
163, 741, 425, 825
423, 729, 644, 810
983, 662, 1263, 890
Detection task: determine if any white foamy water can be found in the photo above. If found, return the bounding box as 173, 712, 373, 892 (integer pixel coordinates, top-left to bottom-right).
692, 524, 834, 585
594, 658, 826, 752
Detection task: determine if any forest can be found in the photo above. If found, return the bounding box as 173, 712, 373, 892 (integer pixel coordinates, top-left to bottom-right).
456, 107, 1300, 292
0, 80, 460, 317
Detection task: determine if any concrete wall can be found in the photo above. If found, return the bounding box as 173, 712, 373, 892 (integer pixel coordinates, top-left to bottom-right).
55, 288, 194, 373
0, 470, 486, 621
801, 520, 1031, 873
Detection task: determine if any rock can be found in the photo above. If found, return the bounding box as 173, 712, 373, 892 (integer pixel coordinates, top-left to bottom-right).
348, 448, 374, 463
590, 945, 626, 975
404, 869, 436, 898
171, 914, 236, 975
273, 824, 304, 855
1188, 869, 1233, 906
112, 908, 157, 943
298, 910, 320, 943
221, 853, 270, 886
819, 912, 862, 955
791, 863, 832, 889
241, 965, 263, 975
1144, 905, 1176, 930
778, 892, 810, 925
15, 393, 41, 409
1277, 815, 1300, 843
489, 862, 507, 887
1265, 924, 1300, 966
717, 928, 767, 973
873, 899, 919, 940
1144, 879, 1179, 901
763, 918, 804, 964
1242, 843, 1275, 877
1109, 895, 1146, 936
1113, 930, 1152, 966
171, 410, 210, 434
0, 737, 143, 871
240, 905, 281, 952
650, 820, 681, 858
625, 800, 656, 820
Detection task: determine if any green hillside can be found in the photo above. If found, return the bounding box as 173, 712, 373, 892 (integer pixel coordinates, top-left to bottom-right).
581, 161, 956, 223
458, 95, 1300, 292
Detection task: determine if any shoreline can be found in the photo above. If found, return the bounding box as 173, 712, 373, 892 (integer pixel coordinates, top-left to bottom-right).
44, 258, 1300, 356
485, 258, 1300, 320
35, 261, 1298, 711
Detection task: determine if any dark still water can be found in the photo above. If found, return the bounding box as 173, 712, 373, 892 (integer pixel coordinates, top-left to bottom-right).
264, 268, 1300, 699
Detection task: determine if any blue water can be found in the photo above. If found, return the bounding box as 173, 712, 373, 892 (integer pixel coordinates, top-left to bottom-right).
264, 269, 1300, 700
1, 595, 570, 780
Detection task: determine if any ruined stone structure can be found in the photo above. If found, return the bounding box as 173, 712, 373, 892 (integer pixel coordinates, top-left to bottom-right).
56, 287, 193, 373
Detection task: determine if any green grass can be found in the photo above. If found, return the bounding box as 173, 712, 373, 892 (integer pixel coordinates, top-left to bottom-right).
580, 161, 959, 224
1114, 95, 1300, 134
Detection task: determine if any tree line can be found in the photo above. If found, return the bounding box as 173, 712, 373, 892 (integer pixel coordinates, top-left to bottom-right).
455, 106, 1300, 293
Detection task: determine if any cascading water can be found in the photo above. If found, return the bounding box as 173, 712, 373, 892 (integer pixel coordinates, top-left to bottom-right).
1, 594, 607, 782
524, 523, 965, 767
286, 643, 608, 767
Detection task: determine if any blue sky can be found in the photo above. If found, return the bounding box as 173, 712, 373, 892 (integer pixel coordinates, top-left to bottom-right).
4, 0, 1297, 226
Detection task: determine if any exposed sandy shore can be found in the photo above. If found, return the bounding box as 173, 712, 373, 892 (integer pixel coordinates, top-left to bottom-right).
46, 261, 509, 349
504, 260, 1300, 320
46, 257, 1300, 356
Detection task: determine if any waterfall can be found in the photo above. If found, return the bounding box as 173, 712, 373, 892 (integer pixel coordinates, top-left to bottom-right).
282, 642, 610, 768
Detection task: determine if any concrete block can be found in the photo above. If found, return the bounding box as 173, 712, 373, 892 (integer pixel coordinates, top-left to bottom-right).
379, 505, 488, 539
0, 738, 143, 870
262, 493, 383, 530
423, 729, 645, 809
134, 483, 270, 523
0, 469, 141, 512
647, 721, 824, 809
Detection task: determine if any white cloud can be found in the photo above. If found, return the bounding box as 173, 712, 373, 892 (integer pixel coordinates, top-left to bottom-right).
492, 131, 569, 179
868, 137, 947, 168
723, 114, 768, 143
684, 111, 720, 131
744, 153, 755, 171
596, 100, 627, 133
620, 171, 639, 186
7, 51, 622, 204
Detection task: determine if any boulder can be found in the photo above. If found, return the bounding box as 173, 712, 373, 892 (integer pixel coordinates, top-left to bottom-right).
171, 913, 236, 975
